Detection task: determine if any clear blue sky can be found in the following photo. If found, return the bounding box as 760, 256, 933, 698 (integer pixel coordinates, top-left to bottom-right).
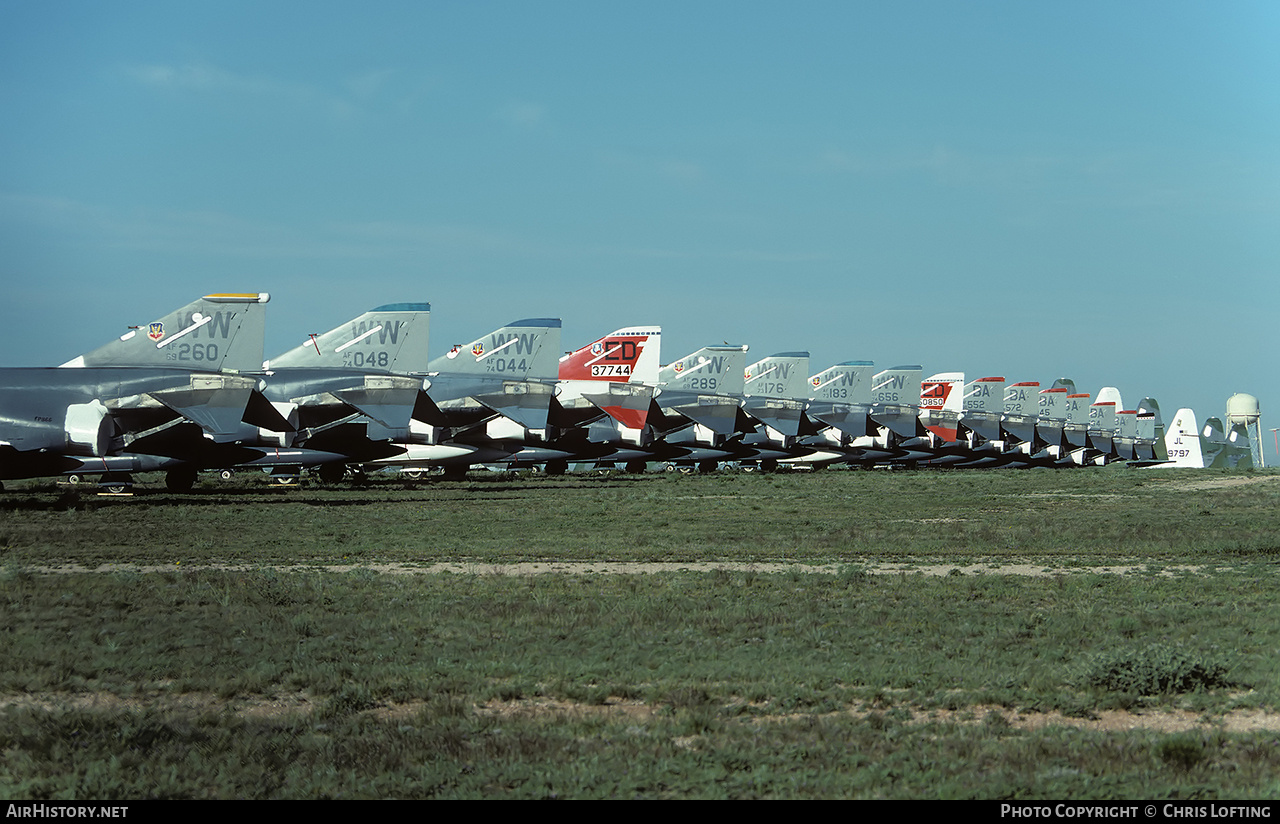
3, 1, 1277, 449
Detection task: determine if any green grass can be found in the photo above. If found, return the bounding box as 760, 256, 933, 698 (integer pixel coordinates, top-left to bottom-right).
2, 465, 1278, 566
1, 467, 1279, 798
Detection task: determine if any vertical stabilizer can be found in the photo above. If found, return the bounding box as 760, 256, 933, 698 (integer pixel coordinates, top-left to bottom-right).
962, 376, 1005, 444
61, 293, 270, 372
920, 372, 964, 413
266, 303, 430, 372
1201, 417, 1228, 467
557, 326, 661, 430
869, 366, 923, 439
1134, 398, 1162, 461
743, 352, 810, 440
919, 372, 963, 442
806, 361, 873, 438
558, 326, 660, 384
809, 361, 873, 405
964, 377, 1005, 415
656, 345, 749, 438
430, 318, 561, 380
660, 345, 749, 396
745, 352, 810, 400
1163, 408, 1205, 467
1002, 381, 1040, 451
1225, 422, 1255, 469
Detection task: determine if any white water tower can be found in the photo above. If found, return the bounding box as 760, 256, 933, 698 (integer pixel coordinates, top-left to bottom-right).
1226, 393, 1263, 467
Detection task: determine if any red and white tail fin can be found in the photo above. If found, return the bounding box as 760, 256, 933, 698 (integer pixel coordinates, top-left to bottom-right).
558, 326, 660, 430
920, 372, 963, 413
558, 326, 660, 384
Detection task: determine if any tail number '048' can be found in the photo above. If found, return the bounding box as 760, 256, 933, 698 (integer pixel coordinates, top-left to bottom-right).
345, 351, 390, 368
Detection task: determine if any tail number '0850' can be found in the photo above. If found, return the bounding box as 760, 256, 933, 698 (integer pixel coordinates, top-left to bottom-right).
591, 364, 632, 377
167, 343, 219, 362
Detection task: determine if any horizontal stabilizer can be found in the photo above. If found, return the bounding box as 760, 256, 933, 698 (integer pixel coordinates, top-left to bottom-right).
472, 381, 557, 431
146, 374, 262, 442
581, 383, 655, 430
332, 375, 426, 430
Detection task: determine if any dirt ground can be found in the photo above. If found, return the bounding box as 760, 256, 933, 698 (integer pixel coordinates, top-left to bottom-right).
4, 690, 1278, 734
17, 559, 1219, 577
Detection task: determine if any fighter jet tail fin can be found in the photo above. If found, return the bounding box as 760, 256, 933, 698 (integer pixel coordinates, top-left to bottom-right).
1163, 408, 1206, 467
61, 293, 270, 372
659, 345, 750, 396
558, 326, 661, 384
745, 352, 810, 400
430, 318, 562, 381
265, 303, 431, 372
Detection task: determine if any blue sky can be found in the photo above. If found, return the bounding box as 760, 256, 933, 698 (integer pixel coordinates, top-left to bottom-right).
3, 1, 1278, 450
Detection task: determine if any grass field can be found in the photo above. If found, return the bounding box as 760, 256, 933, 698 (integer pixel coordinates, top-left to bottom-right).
2, 466, 1278, 799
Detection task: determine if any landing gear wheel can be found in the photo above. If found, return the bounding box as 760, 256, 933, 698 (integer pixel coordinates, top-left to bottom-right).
165, 466, 198, 493
318, 463, 347, 484
99, 473, 133, 495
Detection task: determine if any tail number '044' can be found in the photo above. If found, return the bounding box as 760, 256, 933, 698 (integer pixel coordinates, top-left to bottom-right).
486, 358, 529, 373
591, 364, 632, 377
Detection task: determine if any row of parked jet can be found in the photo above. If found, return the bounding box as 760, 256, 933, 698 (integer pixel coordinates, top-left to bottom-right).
0, 294, 1254, 492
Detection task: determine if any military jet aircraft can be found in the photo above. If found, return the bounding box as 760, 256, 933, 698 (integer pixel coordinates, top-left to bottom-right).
646, 344, 750, 472
0, 293, 309, 491
524, 325, 663, 474
252, 302, 450, 481
1154, 408, 1254, 469
254, 308, 561, 481
733, 351, 813, 469
791, 360, 877, 466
